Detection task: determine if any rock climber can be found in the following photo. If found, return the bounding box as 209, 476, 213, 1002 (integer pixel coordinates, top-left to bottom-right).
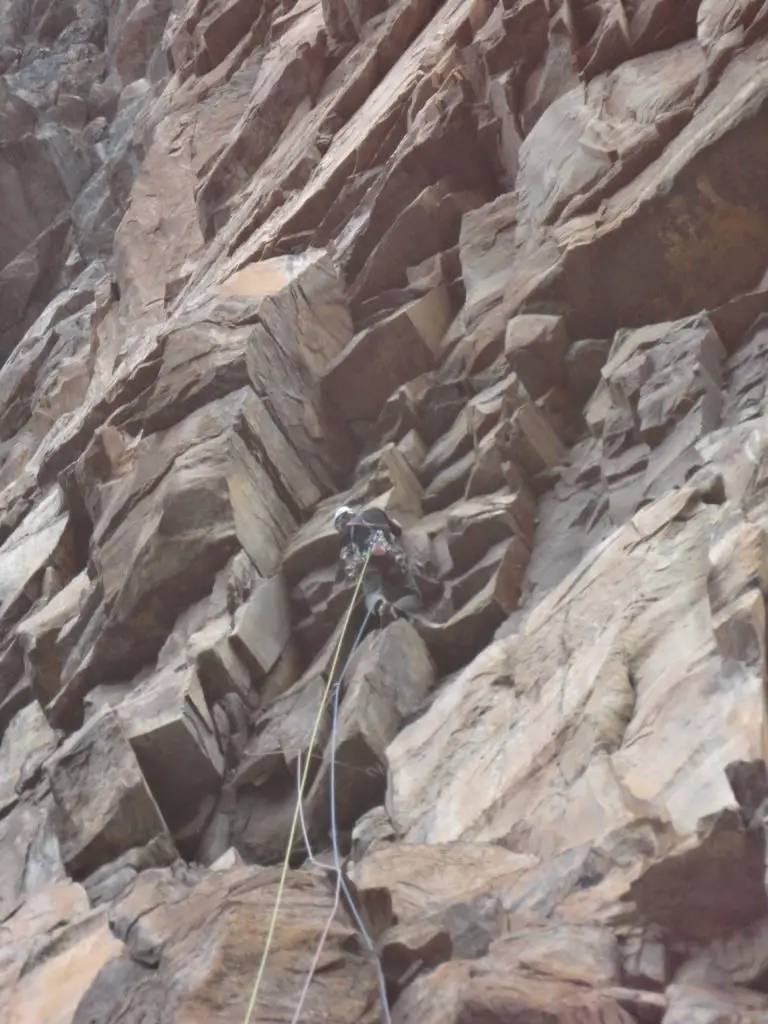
333, 505, 422, 623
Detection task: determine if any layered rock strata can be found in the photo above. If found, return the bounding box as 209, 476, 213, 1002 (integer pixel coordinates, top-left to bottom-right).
2, 0, 768, 1021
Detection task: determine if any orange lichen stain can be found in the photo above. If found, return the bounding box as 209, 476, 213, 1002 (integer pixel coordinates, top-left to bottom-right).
660, 176, 768, 311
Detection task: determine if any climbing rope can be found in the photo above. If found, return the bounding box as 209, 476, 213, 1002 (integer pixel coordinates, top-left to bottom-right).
328, 608, 393, 1024
290, 850, 342, 1024
241, 550, 372, 1024
290, 598, 374, 1024
289, 603, 393, 1024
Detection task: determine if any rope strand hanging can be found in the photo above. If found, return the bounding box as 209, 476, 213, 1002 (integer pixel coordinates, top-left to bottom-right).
328, 608, 393, 1024
290, 604, 380, 1024
241, 550, 372, 1024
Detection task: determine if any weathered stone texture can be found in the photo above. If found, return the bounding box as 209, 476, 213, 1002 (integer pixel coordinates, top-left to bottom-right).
2, 0, 768, 1021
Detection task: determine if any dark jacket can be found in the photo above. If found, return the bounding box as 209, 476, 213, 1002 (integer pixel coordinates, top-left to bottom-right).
339, 508, 402, 551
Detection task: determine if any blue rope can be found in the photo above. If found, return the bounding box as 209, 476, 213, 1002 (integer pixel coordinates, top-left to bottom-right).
329, 606, 393, 1024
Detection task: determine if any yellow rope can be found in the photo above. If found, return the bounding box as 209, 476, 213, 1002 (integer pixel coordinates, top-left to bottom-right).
242, 550, 371, 1024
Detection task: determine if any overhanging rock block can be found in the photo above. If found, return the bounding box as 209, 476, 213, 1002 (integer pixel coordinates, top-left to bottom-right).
230, 572, 291, 678
116, 665, 225, 851
47, 708, 170, 880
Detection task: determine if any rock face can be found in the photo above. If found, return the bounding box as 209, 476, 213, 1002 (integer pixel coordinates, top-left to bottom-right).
3, 0, 768, 1022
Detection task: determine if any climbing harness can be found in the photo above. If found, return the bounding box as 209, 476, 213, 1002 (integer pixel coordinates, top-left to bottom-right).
242, 550, 390, 1024
341, 527, 402, 579
367, 530, 391, 559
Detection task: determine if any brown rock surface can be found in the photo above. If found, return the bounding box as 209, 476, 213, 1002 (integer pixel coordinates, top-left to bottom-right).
3, 1, 768, 1022
46, 707, 169, 879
